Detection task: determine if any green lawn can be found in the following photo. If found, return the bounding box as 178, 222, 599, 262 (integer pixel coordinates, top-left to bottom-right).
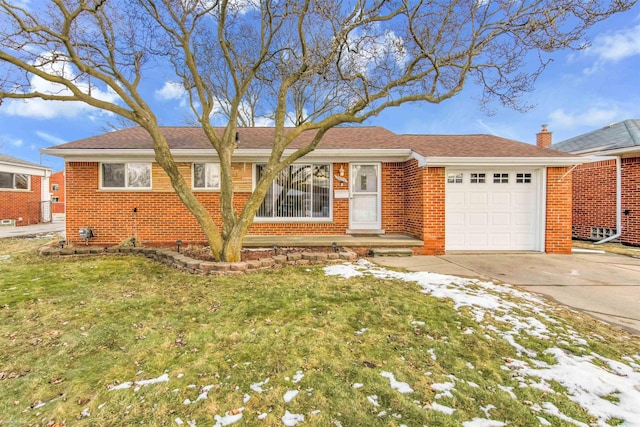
1, 237, 639, 426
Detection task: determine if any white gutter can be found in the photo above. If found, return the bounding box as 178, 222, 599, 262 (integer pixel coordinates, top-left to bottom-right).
423, 156, 585, 167
595, 156, 622, 244
39, 148, 414, 163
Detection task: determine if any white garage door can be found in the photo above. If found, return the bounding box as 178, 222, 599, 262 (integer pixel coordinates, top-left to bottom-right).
445, 169, 541, 251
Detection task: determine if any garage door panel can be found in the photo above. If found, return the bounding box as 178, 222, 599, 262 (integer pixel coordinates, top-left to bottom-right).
468, 212, 489, 226
468, 192, 489, 205
491, 213, 510, 226
490, 233, 511, 246
447, 192, 465, 206
467, 233, 489, 247
445, 169, 540, 251
491, 192, 511, 205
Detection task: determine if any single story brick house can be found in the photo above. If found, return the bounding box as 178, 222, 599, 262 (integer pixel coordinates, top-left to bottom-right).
42, 126, 579, 254
550, 119, 640, 246
0, 153, 52, 226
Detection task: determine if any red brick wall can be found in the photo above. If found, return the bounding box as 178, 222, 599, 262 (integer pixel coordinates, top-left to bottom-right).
546, 167, 573, 254
0, 175, 43, 225
402, 159, 424, 240
50, 171, 65, 214
422, 167, 446, 255
571, 160, 617, 240
621, 157, 640, 246
65, 161, 409, 245
570, 157, 640, 246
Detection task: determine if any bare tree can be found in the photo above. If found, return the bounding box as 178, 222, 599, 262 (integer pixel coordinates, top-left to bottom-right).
0, 0, 633, 261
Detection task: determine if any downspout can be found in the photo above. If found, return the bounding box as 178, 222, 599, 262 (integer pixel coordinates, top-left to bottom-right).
595, 156, 621, 244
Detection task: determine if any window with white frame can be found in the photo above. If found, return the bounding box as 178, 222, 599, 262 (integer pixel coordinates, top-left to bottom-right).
193, 163, 221, 190
447, 173, 463, 184
101, 163, 151, 189
256, 163, 331, 219
493, 173, 509, 184
516, 173, 532, 184
52, 184, 59, 191
52, 196, 59, 203
470, 173, 486, 184
0, 172, 29, 190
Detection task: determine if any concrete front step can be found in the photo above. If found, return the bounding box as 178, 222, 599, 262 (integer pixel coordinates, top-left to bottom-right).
370, 248, 414, 257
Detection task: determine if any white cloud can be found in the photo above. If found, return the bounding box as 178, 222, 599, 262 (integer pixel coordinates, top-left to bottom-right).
36, 131, 66, 145
548, 107, 622, 130
582, 24, 640, 74
342, 28, 408, 76
2, 52, 120, 119
155, 81, 187, 103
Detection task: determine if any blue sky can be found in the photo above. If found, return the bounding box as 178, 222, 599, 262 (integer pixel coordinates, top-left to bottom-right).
1, 3, 639, 173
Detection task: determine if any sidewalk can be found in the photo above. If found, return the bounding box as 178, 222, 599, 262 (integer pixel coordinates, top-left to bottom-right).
0, 222, 65, 239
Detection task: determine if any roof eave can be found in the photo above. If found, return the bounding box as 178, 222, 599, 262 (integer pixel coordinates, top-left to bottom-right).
424, 156, 586, 167
40, 148, 415, 163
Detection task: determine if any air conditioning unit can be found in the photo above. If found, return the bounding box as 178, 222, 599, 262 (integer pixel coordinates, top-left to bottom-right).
0, 219, 16, 227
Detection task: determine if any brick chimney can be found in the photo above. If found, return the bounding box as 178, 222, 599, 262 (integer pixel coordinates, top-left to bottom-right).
536, 124, 552, 148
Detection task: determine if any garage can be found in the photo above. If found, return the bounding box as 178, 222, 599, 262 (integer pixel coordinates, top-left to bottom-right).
445, 169, 542, 251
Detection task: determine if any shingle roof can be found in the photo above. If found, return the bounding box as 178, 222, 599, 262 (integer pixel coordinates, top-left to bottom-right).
551, 119, 640, 154
47, 125, 572, 158
400, 134, 571, 157
0, 153, 48, 169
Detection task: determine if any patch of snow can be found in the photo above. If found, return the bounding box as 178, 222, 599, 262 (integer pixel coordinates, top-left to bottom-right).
428, 348, 437, 361
108, 373, 169, 391
250, 378, 269, 393
352, 383, 364, 389
355, 327, 367, 335
429, 402, 456, 415
367, 395, 380, 407
324, 264, 363, 278
213, 408, 244, 427
411, 321, 425, 326
541, 402, 588, 427
462, 419, 506, 427
309, 410, 321, 415
80, 408, 90, 418
480, 404, 496, 417
257, 413, 267, 420
243, 394, 250, 403
431, 381, 455, 399
283, 390, 299, 403
537, 416, 552, 426
497, 385, 516, 399
282, 410, 304, 426
292, 370, 304, 383
381, 371, 414, 394
175, 418, 184, 425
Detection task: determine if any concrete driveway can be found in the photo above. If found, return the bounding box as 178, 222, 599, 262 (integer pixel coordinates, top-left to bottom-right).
373, 252, 640, 335
0, 221, 65, 239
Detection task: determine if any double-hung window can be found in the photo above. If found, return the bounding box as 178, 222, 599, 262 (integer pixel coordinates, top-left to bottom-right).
256, 163, 331, 219
101, 163, 151, 189
193, 163, 220, 190
0, 172, 29, 190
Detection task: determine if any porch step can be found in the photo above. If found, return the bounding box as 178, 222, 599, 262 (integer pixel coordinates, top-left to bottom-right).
346, 229, 385, 236
370, 248, 414, 257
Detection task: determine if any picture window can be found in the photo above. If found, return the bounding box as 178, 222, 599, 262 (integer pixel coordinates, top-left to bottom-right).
0, 172, 29, 190
193, 163, 221, 190
101, 163, 151, 189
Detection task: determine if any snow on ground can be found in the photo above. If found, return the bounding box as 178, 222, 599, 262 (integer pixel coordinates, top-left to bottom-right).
325, 260, 640, 427
281, 410, 304, 426
380, 371, 414, 393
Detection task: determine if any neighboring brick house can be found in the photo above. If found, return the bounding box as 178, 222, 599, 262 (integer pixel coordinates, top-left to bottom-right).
0, 153, 52, 226
49, 170, 65, 215
551, 119, 640, 246
42, 126, 579, 254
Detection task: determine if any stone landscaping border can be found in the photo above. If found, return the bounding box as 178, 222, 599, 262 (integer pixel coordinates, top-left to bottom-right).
38, 246, 358, 276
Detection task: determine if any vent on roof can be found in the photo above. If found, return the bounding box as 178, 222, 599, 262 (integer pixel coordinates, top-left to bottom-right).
590, 227, 617, 240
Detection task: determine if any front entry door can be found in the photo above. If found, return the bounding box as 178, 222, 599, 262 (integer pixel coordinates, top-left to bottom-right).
350, 163, 381, 230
